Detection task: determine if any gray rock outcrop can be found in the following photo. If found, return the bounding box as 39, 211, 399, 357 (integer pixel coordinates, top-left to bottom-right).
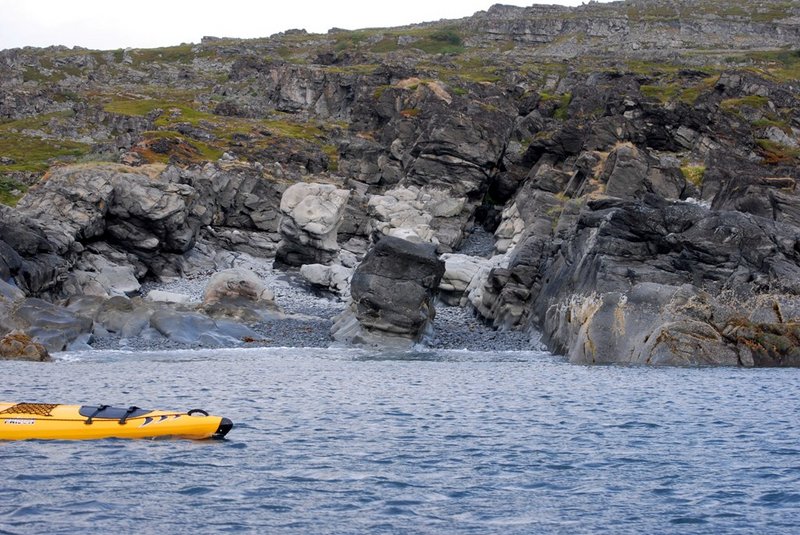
179, 162, 286, 257
276, 182, 350, 267
9, 298, 93, 352
13, 164, 202, 289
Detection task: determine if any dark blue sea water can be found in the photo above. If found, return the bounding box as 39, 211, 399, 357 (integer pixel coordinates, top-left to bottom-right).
2, 347, 799, 534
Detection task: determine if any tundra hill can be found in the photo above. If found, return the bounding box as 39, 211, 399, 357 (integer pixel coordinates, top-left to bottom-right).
0, 0, 798, 203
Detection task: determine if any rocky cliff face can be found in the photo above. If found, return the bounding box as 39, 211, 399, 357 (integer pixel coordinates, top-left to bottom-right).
467, 0, 800, 58
1, 0, 799, 365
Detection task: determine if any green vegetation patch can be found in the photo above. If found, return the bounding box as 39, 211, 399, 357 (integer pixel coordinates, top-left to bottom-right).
744, 49, 800, 81
640, 84, 680, 103
129, 44, 195, 66
261, 118, 325, 141
517, 61, 569, 79
540, 92, 573, 120
103, 97, 214, 126
639, 75, 719, 105
138, 131, 224, 163
414, 28, 465, 55
752, 118, 792, 133
104, 98, 169, 116
322, 144, 339, 172
681, 165, 706, 186
0, 111, 72, 132
450, 57, 503, 83
0, 129, 89, 174
0, 178, 27, 206
720, 95, 770, 112
0, 111, 92, 174
370, 37, 400, 54
22, 67, 64, 84
335, 31, 372, 52
756, 138, 800, 164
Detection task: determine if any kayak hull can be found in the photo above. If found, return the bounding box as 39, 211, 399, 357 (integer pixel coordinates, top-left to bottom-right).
0, 402, 233, 440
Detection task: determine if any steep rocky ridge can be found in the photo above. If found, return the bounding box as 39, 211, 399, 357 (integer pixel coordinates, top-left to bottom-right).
1, 0, 800, 365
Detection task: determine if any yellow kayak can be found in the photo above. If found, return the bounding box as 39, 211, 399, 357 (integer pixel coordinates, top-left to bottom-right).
0, 402, 233, 440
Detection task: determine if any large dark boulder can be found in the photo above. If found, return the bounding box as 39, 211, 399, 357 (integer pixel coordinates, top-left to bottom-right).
0, 206, 70, 295
332, 236, 445, 347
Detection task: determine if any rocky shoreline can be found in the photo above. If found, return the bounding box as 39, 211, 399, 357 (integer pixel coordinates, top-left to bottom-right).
2, 1, 800, 366
65, 248, 535, 355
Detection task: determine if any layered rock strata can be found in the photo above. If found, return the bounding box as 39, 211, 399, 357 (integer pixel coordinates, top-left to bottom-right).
332, 236, 445, 348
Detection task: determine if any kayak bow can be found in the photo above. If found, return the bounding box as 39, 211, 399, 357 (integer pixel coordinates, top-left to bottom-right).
0, 402, 233, 440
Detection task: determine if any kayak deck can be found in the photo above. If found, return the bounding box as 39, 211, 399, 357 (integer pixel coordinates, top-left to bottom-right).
0, 402, 233, 440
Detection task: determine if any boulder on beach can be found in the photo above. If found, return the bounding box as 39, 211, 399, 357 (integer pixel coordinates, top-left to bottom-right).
439, 253, 493, 306
149, 309, 261, 347
202, 268, 283, 322
202, 268, 275, 305
332, 236, 445, 347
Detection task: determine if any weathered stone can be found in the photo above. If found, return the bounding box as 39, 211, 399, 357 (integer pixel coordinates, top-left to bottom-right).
146, 290, 192, 304
367, 185, 469, 249
332, 236, 445, 346
439, 253, 493, 306
202, 268, 283, 323
543, 284, 741, 366
0, 330, 51, 361
0, 205, 68, 295
71, 253, 141, 297
149, 308, 260, 346
11, 298, 93, 352
276, 183, 350, 267
300, 263, 353, 297
202, 268, 275, 306
600, 143, 685, 201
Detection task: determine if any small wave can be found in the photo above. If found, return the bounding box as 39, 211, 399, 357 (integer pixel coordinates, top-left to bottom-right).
670, 516, 709, 525
611, 421, 662, 429
758, 492, 800, 505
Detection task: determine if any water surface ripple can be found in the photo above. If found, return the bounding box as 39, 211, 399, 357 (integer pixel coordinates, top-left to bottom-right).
1, 348, 799, 534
